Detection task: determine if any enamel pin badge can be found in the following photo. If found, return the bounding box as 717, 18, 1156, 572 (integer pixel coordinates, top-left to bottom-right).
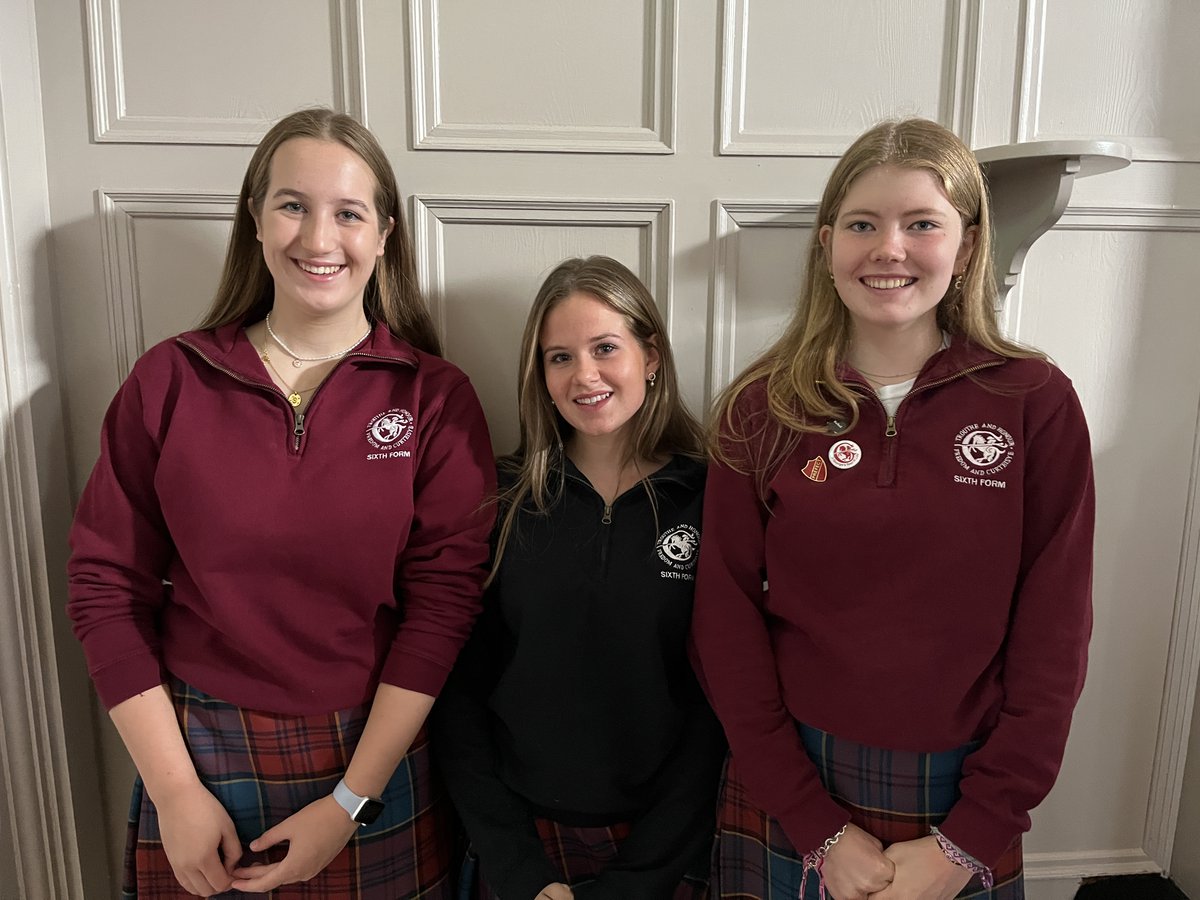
828, 439, 862, 470
802, 457, 828, 482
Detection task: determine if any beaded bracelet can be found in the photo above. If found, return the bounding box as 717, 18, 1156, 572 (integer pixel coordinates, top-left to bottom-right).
798, 824, 849, 900
929, 826, 993, 889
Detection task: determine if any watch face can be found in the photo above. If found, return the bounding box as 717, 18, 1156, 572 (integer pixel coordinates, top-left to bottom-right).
354, 798, 385, 826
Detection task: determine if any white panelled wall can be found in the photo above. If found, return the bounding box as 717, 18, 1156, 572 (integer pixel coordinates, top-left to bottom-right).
2, 1, 1197, 896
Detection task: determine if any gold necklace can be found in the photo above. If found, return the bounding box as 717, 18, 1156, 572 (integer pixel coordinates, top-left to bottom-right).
854, 367, 916, 381
855, 366, 922, 380
259, 346, 318, 408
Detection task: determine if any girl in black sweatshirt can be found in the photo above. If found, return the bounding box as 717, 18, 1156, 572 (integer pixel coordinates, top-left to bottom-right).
433, 256, 725, 900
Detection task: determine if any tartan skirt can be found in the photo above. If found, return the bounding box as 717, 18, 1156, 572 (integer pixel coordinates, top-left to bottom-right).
712, 724, 1023, 900
462, 817, 709, 900
122, 678, 454, 899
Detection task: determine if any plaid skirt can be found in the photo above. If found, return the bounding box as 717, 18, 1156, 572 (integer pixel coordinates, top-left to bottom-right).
712, 724, 1023, 900
122, 678, 454, 899
462, 817, 709, 900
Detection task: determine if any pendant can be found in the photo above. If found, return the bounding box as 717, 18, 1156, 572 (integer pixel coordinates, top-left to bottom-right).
291, 359, 303, 368
288, 392, 302, 408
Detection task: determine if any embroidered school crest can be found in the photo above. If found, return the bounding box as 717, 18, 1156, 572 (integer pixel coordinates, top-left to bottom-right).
366, 409, 414, 449
953, 423, 1015, 476
656, 524, 700, 581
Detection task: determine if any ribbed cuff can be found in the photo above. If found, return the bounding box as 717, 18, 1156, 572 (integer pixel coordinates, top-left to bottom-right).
937, 797, 1018, 869
379, 652, 451, 699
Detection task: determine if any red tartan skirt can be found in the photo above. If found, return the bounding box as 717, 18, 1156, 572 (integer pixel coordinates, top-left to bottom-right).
712, 724, 1024, 900
122, 678, 454, 899
464, 817, 709, 900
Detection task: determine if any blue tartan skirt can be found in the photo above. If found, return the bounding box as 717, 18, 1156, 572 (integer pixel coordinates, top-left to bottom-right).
122, 677, 455, 899
711, 723, 1024, 900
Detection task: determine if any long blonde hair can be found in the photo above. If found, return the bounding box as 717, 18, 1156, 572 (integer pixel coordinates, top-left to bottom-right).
712, 117, 1041, 477
489, 256, 703, 582
198, 107, 441, 356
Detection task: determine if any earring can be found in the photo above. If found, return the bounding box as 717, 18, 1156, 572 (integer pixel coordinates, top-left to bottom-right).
953, 272, 964, 290
647, 372, 657, 387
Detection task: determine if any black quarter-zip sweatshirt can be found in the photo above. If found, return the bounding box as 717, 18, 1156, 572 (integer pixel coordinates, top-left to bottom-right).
433, 453, 725, 900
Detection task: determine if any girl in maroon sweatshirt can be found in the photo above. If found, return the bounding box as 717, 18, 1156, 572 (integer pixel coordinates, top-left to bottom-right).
68, 108, 495, 898
692, 118, 1093, 900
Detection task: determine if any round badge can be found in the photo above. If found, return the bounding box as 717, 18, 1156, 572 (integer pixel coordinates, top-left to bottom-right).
828, 439, 862, 469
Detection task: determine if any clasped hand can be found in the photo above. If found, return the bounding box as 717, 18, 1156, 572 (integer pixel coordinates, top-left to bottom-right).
820, 825, 973, 900
230, 794, 359, 893
156, 783, 357, 896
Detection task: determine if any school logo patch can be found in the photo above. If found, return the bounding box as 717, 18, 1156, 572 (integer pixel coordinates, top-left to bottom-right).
802, 457, 828, 482
828, 439, 862, 470
657, 524, 700, 581
366, 409, 415, 459
954, 423, 1015, 476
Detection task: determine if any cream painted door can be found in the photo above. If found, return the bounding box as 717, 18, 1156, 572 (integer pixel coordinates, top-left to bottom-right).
29, 0, 1200, 896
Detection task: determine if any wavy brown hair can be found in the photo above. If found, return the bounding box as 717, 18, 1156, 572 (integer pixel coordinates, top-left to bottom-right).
711, 117, 1042, 480
489, 256, 703, 583
198, 107, 440, 356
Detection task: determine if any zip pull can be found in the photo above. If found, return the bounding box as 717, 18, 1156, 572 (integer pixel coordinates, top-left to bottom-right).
885, 414, 897, 437
293, 411, 306, 450
601, 504, 613, 525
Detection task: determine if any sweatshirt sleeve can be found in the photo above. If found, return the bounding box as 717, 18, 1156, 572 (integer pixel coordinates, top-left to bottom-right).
432, 602, 562, 900
380, 377, 496, 698
690, 433, 850, 854
572, 696, 726, 900
67, 367, 173, 709
939, 379, 1095, 866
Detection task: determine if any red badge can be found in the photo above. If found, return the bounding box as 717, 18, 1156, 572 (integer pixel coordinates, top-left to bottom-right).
828, 439, 862, 470
802, 457, 827, 482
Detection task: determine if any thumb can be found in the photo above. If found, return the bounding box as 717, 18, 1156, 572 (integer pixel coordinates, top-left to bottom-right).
220, 820, 243, 873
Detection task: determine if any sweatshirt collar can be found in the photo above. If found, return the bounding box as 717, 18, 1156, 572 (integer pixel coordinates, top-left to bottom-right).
176, 318, 419, 384
560, 451, 706, 493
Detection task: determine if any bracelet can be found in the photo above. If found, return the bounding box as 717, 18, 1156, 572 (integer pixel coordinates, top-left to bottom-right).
930, 826, 993, 889
799, 824, 849, 900
816, 824, 848, 856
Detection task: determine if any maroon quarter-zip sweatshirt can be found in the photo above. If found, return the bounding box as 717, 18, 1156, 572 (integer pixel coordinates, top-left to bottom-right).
691, 338, 1094, 869
68, 320, 495, 715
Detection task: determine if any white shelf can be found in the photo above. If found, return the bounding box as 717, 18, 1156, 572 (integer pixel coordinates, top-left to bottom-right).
974, 140, 1132, 302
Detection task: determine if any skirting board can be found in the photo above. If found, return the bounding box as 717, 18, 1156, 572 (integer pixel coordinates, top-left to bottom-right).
1025, 849, 1162, 899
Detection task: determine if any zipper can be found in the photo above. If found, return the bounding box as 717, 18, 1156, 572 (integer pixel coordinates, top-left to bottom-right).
565, 464, 685, 526
876, 360, 1005, 436
564, 470, 614, 526
293, 411, 306, 451
852, 360, 1005, 487
176, 339, 412, 456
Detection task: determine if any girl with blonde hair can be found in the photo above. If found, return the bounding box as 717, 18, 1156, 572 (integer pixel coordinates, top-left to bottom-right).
69, 108, 494, 898
693, 118, 1094, 900
434, 256, 725, 899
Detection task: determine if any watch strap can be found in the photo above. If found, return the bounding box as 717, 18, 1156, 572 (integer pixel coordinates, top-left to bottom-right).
332, 777, 381, 824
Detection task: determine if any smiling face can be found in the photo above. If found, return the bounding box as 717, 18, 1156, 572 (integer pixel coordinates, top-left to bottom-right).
539, 292, 659, 452
819, 164, 976, 339
250, 137, 393, 323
